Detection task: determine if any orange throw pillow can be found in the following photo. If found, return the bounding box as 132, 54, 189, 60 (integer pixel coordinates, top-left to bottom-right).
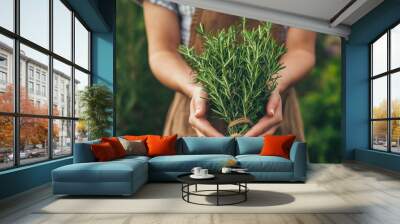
101, 137, 126, 158
91, 142, 117, 162
260, 135, 296, 159
146, 135, 177, 157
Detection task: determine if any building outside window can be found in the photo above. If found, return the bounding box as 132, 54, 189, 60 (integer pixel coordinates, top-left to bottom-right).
370, 22, 400, 154
0, 0, 91, 170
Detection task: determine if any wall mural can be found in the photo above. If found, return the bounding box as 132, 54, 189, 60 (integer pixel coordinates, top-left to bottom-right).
115, 0, 342, 163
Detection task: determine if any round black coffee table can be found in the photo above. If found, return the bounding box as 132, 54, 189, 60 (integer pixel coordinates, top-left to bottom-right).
177, 173, 255, 206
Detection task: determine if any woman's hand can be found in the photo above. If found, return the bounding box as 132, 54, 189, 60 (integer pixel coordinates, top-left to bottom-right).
189, 86, 224, 137
244, 90, 283, 137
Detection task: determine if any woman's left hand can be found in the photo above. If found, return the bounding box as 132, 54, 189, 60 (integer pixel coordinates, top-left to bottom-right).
244, 90, 283, 137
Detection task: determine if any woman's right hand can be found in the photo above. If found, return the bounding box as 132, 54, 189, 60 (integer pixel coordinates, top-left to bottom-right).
188, 86, 224, 137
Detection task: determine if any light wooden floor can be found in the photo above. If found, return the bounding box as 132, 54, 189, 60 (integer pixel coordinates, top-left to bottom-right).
1, 162, 400, 224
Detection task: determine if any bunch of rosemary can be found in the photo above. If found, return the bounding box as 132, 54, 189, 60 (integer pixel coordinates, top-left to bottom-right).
180, 19, 286, 136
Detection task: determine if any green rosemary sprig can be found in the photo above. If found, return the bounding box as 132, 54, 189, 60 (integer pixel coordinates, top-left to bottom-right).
180, 19, 286, 136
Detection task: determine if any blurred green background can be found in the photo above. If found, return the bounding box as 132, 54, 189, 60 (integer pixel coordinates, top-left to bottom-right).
115, 0, 342, 163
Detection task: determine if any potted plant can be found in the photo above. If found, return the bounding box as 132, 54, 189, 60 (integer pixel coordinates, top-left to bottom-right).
79, 84, 113, 140
180, 19, 286, 136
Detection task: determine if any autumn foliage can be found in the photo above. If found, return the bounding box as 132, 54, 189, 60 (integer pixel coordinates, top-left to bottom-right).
372, 99, 400, 142
0, 85, 59, 151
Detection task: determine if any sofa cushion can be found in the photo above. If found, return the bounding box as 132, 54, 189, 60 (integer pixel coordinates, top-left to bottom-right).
259, 135, 296, 159
116, 155, 150, 163
101, 137, 127, 158
235, 137, 263, 155
91, 142, 118, 161
53, 158, 147, 183
178, 137, 235, 155
147, 135, 177, 157
118, 138, 147, 156
236, 155, 293, 172
149, 154, 235, 172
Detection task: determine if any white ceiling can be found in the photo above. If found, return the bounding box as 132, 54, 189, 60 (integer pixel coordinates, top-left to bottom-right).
226, 0, 352, 21
172, 0, 384, 38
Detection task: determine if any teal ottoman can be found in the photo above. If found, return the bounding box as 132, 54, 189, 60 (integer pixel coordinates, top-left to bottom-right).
52, 156, 148, 196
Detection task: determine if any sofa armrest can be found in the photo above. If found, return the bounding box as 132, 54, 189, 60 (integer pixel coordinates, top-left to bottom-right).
73, 140, 99, 163
289, 141, 307, 181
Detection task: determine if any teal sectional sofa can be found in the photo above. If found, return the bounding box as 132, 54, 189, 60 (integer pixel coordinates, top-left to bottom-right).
52, 137, 307, 196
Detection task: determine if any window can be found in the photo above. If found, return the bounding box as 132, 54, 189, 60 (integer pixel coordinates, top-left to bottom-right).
28, 81, 34, 94
0, 54, 7, 88
0, 53, 8, 90
28, 67, 34, 80
0, 55, 7, 67
53, 119, 72, 158
75, 18, 90, 70
42, 85, 46, 97
35, 83, 40, 95
0, 0, 14, 32
0, 0, 91, 170
370, 23, 400, 154
53, 59, 72, 117
35, 70, 40, 81
53, 0, 72, 60
20, 0, 49, 48
0, 35, 13, 109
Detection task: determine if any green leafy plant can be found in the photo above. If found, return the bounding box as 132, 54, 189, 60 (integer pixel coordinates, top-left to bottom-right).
180, 19, 286, 136
79, 84, 113, 140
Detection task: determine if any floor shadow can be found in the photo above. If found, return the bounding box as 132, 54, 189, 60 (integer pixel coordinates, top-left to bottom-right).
56, 183, 182, 200
203, 190, 295, 207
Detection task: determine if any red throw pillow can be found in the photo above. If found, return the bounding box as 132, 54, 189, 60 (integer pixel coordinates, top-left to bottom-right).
101, 137, 126, 158
91, 142, 117, 161
260, 135, 296, 159
146, 135, 177, 157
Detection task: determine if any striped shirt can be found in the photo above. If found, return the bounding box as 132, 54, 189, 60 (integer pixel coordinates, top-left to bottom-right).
149, 0, 195, 46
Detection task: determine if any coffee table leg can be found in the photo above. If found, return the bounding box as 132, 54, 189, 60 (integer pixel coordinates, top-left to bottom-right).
187, 184, 190, 202
216, 184, 219, 206
245, 183, 247, 201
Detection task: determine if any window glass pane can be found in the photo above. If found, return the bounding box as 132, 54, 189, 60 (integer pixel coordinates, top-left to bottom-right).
74, 18, 89, 70
53, 59, 72, 117
391, 72, 400, 118
74, 69, 89, 118
372, 121, 388, 151
0, 0, 14, 31
53, 119, 72, 157
391, 24, 400, 70
0, 35, 14, 112
20, 44, 49, 115
372, 77, 387, 119
20, 117, 49, 165
372, 33, 387, 76
0, 116, 13, 170
391, 120, 400, 153
20, 0, 49, 48
75, 120, 88, 143
53, 0, 72, 60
